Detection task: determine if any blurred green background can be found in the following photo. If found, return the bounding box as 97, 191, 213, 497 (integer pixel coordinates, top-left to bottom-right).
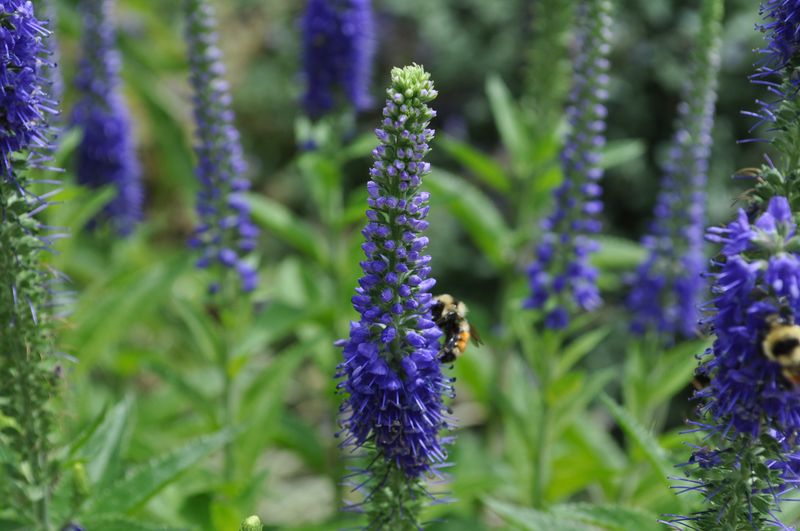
38, 0, 785, 529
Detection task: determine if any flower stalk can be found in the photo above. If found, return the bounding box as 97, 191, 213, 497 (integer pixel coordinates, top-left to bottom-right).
0, 2, 60, 529
524, 0, 612, 330
627, 0, 722, 340
668, 2, 800, 526
72, 0, 142, 235
336, 64, 452, 529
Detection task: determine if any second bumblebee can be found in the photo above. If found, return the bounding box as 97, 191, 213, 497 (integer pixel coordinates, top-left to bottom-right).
431, 294, 483, 363
762, 313, 800, 385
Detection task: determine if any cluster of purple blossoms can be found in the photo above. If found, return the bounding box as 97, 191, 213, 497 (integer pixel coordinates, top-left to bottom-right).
665, 196, 800, 529
71, 0, 142, 235
185, 0, 259, 293
700, 196, 800, 438
747, 1, 800, 136
756, 1, 800, 77
336, 65, 452, 481
0, 0, 52, 180
627, 1, 721, 338
524, 0, 612, 329
301, 0, 375, 119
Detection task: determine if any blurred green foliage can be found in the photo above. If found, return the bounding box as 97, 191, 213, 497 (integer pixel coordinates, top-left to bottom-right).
16, 0, 799, 529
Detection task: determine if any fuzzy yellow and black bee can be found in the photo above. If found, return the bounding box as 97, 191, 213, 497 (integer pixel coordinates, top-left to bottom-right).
762, 314, 800, 385
431, 294, 483, 363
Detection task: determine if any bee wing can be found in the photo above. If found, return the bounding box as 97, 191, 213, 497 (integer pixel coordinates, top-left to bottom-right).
470, 324, 484, 346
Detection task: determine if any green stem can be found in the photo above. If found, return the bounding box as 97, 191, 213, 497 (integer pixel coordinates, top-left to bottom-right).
12, 351, 52, 530
530, 330, 556, 508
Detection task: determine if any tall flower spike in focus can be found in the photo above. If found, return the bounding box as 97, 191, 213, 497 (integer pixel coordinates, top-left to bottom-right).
184, 0, 259, 294
666, 1, 800, 528
524, 0, 612, 329
301, 0, 375, 119
0, 1, 62, 527
336, 64, 452, 529
72, 0, 142, 235
627, 0, 722, 339
666, 197, 800, 529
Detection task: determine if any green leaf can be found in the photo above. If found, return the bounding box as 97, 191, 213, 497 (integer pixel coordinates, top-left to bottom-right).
144, 360, 216, 424
0, 412, 20, 432
599, 394, 677, 493
552, 369, 615, 434
79, 515, 186, 531
439, 135, 511, 193
52, 126, 82, 168
246, 193, 327, 265
65, 255, 189, 369
601, 139, 646, 169
55, 184, 117, 234
486, 75, 529, 172
170, 297, 221, 363
238, 341, 313, 470
557, 327, 611, 375
232, 301, 318, 358
592, 236, 646, 271
125, 70, 197, 201
50, 400, 134, 523
86, 430, 235, 515
648, 339, 709, 406
78, 399, 133, 487
484, 499, 587, 531
549, 503, 660, 531
0, 519, 25, 531
426, 169, 512, 268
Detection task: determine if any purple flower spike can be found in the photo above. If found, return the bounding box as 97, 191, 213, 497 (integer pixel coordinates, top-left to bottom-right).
336, 65, 452, 487
184, 0, 259, 293
698, 196, 800, 439
0, 0, 52, 179
747, 1, 800, 137
301, 0, 375, 118
627, 0, 721, 339
524, 0, 612, 329
72, 0, 142, 235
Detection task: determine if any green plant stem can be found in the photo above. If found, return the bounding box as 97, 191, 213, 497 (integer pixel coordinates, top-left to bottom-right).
222, 348, 235, 482
12, 350, 52, 531
211, 283, 236, 482
530, 330, 557, 508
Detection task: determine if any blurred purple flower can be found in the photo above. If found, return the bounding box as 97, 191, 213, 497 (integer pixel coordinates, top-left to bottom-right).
72, 0, 142, 235
185, 0, 258, 293
301, 0, 375, 118
524, 0, 612, 329
627, 5, 721, 339
336, 65, 452, 481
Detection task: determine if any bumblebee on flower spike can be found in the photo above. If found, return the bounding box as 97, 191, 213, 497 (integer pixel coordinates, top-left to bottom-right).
335, 64, 453, 529
762, 313, 800, 385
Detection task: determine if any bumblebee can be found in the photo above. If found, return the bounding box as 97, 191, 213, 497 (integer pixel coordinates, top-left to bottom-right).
762, 314, 800, 385
431, 294, 483, 363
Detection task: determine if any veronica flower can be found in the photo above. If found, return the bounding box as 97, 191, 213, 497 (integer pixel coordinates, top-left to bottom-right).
0, 1, 61, 526
42, 0, 62, 128
524, 0, 612, 329
184, 0, 259, 293
301, 0, 375, 119
72, 0, 142, 235
627, 0, 721, 338
746, 1, 800, 142
336, 64, 452, 529
0, 1, 52, 176
666, 196, 800, 528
